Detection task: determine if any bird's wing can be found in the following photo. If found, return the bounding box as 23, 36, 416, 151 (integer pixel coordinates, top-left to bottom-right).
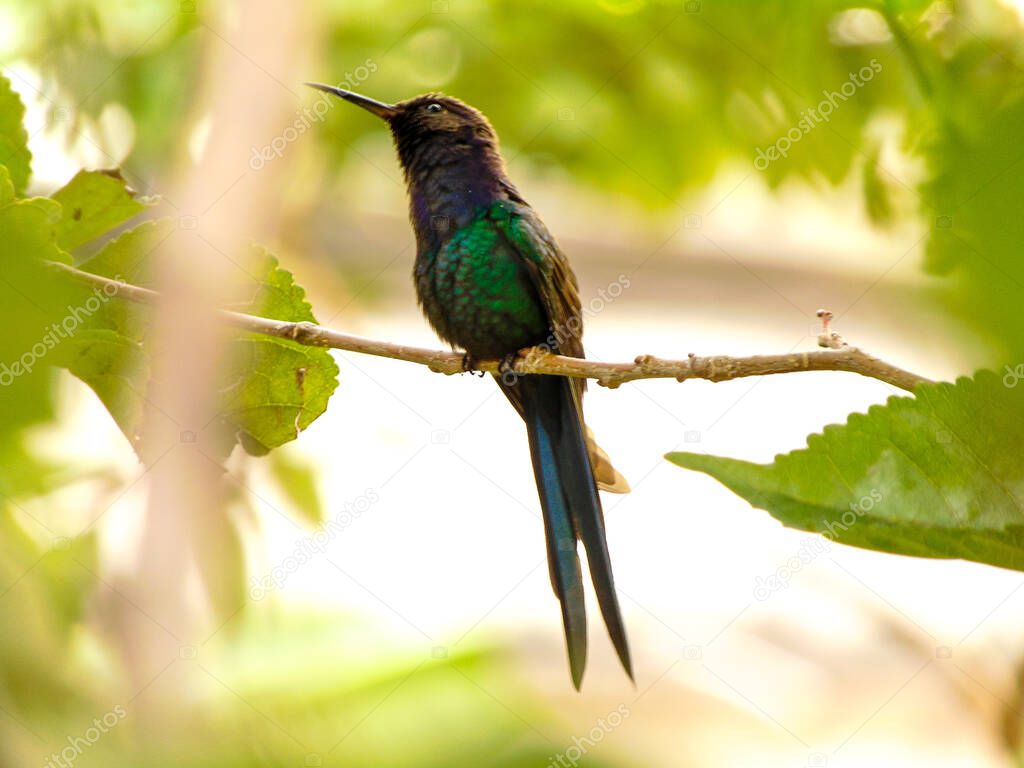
495, 202, 629, 494
497, 202, 584, 360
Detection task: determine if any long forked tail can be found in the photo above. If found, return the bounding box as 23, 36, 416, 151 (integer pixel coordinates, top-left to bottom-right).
512, 373, 633, 689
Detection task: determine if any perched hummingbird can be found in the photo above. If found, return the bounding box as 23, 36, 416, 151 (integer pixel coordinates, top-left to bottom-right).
307, 83, 632, 688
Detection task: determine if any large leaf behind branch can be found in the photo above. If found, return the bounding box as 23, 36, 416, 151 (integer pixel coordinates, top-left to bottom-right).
51, 169, 151, 251
63, 221, 339, 457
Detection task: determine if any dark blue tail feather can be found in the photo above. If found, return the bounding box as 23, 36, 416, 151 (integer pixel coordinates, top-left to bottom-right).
516, 374, 633, 688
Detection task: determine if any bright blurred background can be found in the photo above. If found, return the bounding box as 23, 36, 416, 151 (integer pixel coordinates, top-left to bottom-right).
3, 0, 1024, 765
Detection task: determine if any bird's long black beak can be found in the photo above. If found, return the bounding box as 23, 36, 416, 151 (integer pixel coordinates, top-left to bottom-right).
304, 82, 397, 120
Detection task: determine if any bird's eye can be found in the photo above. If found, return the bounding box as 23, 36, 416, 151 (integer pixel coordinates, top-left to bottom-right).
425, 103, 443, 113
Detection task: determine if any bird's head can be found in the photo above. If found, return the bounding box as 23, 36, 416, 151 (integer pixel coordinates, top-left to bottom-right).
305, 83, 502, 180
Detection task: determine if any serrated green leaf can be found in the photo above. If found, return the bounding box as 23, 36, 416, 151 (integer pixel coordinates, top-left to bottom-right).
0, 74, 31, 195
69, 227, 338, 458
667, 371, 1024, 571
220, 334, 339, 455
241, 246, 318, 323
51, 169, 151, 250
214, 249, 338, 456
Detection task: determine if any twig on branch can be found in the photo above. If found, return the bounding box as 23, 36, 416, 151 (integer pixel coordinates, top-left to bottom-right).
50, 262, 931, 393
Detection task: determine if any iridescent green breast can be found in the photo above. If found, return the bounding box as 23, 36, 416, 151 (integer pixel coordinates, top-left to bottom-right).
415, 202, 550, 357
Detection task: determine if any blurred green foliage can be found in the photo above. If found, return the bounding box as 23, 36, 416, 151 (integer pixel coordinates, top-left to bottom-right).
4, 0, 1024, 764
8, 0, 1024, 358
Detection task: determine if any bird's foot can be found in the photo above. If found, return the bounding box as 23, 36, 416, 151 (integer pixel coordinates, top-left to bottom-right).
498, 350, 523, 384
461, 352, 485, 377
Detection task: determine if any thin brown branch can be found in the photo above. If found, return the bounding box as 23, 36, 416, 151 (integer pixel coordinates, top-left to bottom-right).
49, 262, 931, 393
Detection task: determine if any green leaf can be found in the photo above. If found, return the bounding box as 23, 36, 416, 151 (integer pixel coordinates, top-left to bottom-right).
0, 169, 77, 447
239, 245, 318, 323
267, 448, 326, 526
862, 144, 894, 228
58, 219, 175, 445
922, 96, 1024, 362
0, 164, 14, 205
217, 249, 339, 455
68, 226, 338, 457
0, 195, 68, 264
50, 169, 152, 250
220, 334, 339, 456
0, 74, 31, 195
667, 371, 1024, 571
194, 502, 247, 629
50, 328, 148, 446
80, 216, 173, 281
77, 217, 175, 335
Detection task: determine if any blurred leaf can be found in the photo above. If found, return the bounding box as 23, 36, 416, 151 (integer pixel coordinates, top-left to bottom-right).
267, 448, 325, 526
50, 328, 147, 446
58, 219, 173, 445
80, 215, 172, 289
668, 371, 1024, 570
0, 510, 91, 720
34, 531, 98, 639
0, 164, 78, 445
0, 194, 67, 264
862, 144, 894, 228
0, 74, 31, 195
0, 162, 13, 204
923, 96, 1024, 361
194, 502, 247, 630
50, 169, 152, 251
69, 226, 339, 456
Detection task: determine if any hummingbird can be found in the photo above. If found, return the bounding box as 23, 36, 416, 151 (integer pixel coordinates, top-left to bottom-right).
307, 83, 632, 688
